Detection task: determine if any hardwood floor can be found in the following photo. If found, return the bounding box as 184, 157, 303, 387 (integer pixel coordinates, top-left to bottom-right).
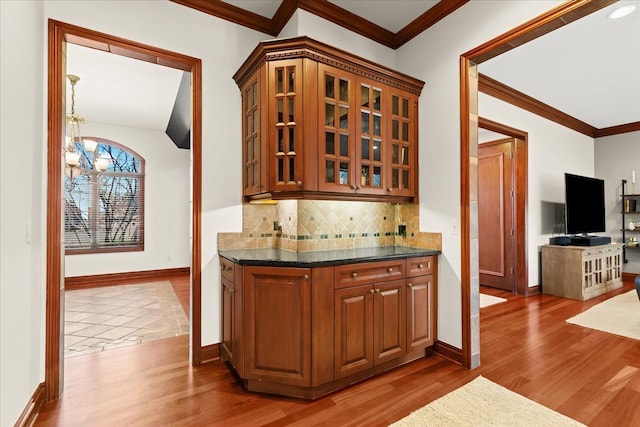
35, 281, 640, 426
170, 274, 190, 317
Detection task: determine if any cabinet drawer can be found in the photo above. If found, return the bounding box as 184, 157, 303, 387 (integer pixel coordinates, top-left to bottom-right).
220, 257, 235, 282
335, 260, 405, 289
407, 256, 434, 277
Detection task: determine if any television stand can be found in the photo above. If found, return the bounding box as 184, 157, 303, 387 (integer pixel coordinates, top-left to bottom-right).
569, 235, 611, 246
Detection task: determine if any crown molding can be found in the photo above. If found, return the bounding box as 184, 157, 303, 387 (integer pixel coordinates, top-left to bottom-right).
595, 122, 640, 138
170, 0, 466, 50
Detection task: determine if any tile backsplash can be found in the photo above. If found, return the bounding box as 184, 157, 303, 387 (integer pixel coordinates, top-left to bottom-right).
218, 200, 441, 252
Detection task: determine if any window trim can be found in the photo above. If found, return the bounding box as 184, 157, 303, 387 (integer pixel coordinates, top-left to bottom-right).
64, 137, 145, 255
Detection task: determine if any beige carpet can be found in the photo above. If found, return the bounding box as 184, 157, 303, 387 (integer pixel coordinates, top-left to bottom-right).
566, 290, 640, 340
390, 376, 584, 426
479, 293, 507, 308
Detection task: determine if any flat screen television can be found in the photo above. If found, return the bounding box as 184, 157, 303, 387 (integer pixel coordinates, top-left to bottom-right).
564, 173, 606, 235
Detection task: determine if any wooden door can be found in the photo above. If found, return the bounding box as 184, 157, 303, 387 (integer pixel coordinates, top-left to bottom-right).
334, 285, 374, 378
243, 266, 311, 386
373, 279, 406, 364
479, 139, 514, 291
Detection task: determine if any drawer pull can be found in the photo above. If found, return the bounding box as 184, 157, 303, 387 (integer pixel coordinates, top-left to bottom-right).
303, 274, 309, 280
418, 264, 423, 269
352, 272, 358, 279
228, 289, 235, 294
387, 267, 393, 273
408, 283, 413, 287
428, 261, 431, 269
375, 288, 380, 293
369, 289, 375, 294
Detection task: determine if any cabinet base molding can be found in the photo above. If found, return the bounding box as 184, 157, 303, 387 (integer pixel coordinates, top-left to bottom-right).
14, 382, 44, 427
434, 341, 463, 365
237, 348, 430, 400
201, 343, 220, 363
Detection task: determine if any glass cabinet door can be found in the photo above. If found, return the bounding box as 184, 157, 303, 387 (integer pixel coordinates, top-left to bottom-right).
356, 77, 386, 195
318, 64, 355, 193
388, 89, 416, 197
269, 59, 303, 192
242, 76, 263, 195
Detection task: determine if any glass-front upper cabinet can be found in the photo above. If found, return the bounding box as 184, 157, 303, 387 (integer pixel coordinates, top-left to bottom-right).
242, 76, 264, 195
388, 88, 417, 197
318, 64, 355, 193
269, 59, 303, 192
356, 77, 386, 196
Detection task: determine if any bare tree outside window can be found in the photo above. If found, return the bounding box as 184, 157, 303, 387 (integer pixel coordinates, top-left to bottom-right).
65, 139, 145, 253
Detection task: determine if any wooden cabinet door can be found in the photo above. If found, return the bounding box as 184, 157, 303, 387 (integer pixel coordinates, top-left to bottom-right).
373, 279, 406, 364
406, 275, 434, 351
244, 266, 311, 386
268, 59, 304, 192
387, 89, 417, 198
355, 76, 387, 196
318, 63, 357, 194
334, 285, 374, 379
221, 278, 234, 362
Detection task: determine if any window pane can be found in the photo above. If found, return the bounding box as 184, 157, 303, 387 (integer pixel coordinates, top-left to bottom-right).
326, 160, 335, 183
326, 132, 335, 155
98, 175, 140, 247
339, 162, 349, 185
289, 158, 295, 182
361, 86, 369, 107
289, 128, 295, 152
253, 164, 259, 187
373, 139, 381, 161
361, 138, 369, 160
392, 95, 399, 115
246, 139, 252, 161
252, 110, 258, 133
402, 170, 409, 189
65, 174, 91, 248
245, 87, 252, 109
373, 89, 381, 111
361, 111, 369, 134
288, 67, 295, 93
278, 129, 284, 152
373, 166, 381, 188
288, 98, 294, 122
277, 99, 283, 123
402, 146, 409, 165
373, 114, 381, 136
253, 136, 259, 160
392, 120, 399, 140
278, 158, 284, 182
392, 144, 399, 164
339, 106, 348, 129
252, 81, 258, 105
392, 169, 399, 188
361, 165, 370, 186
325, 75, 335, 98
277, 68, 283, 93
325, 103, 335, 127
339, 79, 349, 102
340, 134, 349, 157
402, 122, 409, 142
402, 98, 409, 118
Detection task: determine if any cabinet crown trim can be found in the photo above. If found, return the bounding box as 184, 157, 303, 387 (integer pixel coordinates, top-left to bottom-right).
233, 36, 424, 95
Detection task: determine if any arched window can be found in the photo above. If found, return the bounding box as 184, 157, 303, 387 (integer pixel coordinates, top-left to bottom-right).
64, 138, 145, 253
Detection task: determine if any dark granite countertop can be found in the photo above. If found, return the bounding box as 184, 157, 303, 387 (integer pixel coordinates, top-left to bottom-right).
219, 246, 440, 267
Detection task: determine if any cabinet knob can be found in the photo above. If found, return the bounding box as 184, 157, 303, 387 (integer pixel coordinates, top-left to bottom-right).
351, 184, 357, 190
296, 181, 302, 187
387, 267, 393, 273
356, 185, 361, 190
408, 283, 413, 287
352, 272, 358, 279
369, 289, 375, 294
228, 289, 235, 294
375, 288, 380, 293
387, 188, 393, 192
418, 263, 423, 269
303, 274, 309, 280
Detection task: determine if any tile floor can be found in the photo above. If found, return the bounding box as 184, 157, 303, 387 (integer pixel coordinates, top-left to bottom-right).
64, 281, 189, 358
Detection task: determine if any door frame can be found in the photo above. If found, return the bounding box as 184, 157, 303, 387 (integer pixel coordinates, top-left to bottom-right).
478, 118, 528, 296
459, 0, 615, 368
46, 19, 203, 401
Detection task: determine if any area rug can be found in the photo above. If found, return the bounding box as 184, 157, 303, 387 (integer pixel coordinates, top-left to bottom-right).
390, 376, 584, 426
566, 290, 640, 340
479, 293, 507, 308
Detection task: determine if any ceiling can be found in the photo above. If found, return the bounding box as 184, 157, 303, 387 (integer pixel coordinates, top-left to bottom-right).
65, 0, 639, 136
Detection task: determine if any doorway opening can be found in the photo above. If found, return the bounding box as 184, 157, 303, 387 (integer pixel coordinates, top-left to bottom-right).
46, 19, 202, 401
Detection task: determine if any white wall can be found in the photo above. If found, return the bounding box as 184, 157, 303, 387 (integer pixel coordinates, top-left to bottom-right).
480, 94, 596, 287
595, 131, 640, 273
395, 0, 565, 347
0, 1, 46, 425
64, 122, 191, 277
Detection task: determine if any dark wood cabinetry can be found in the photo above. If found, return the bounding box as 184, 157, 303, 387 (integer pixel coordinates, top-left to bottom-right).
220, 254, 437, 399
233, 37, 424, 203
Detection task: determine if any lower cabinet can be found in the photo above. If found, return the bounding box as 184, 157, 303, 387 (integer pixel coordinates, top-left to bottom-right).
220, 255, 437, 399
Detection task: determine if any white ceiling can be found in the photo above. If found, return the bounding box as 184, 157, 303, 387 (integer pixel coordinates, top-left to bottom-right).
67, 1, 639, 134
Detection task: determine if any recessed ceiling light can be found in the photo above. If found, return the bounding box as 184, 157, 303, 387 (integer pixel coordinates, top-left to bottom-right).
607, 5, 636, 20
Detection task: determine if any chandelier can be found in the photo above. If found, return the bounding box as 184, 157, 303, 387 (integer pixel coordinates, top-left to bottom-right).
65, 74, 110, 180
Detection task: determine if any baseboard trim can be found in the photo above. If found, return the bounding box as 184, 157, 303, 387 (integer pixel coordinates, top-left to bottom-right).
526, 285, 540, 296
14, 382, 44, 427
65, 267, 190, 290
201, 343, 220, 363
434, 341, 463, 365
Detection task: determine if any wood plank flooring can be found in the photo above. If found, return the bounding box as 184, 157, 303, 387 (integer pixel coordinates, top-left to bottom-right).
35, 280, 640, 426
